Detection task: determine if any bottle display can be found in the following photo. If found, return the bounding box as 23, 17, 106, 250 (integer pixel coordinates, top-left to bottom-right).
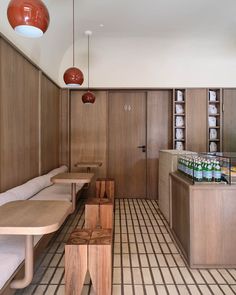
177, 155, 224, 183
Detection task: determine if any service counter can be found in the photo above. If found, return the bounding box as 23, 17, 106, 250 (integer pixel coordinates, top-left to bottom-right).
170, 171, 236, 268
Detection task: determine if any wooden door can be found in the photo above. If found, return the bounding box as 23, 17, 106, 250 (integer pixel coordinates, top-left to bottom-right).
223, 89, 236, 151
186, 89, 207, 152
108, 92, 146, 198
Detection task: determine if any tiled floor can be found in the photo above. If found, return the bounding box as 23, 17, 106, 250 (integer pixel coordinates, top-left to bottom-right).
16, 199, 236, 295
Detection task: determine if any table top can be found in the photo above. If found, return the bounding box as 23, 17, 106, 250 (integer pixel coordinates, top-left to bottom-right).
0, 200, 72, 235
74, 162, 102, 168
51, 172, 94, 184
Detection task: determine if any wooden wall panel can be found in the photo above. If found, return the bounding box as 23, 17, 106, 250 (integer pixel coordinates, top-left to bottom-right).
223, 89, 236, 152
186, 88, 207, 152
0, 38, 40, 192
60, 89, 70, 166
70, 91, 108, 196
41, 74, 60, 174
147, 90, 172, 199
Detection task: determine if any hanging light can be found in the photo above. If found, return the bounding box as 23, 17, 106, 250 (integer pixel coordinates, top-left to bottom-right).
7, 0, 50, 38
63, 0, 84, 86
82, 31, 95, 104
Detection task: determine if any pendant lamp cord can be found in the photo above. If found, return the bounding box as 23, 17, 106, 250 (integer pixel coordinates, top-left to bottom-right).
88, 34, 90, 90
72, 0, 75, 67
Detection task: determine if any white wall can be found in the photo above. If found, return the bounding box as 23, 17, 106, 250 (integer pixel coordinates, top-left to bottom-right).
59, 36, 236, 88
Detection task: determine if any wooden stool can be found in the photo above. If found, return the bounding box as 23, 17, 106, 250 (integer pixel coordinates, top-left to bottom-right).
65, 228, 112, 295
96, 178, 115, 201
85, 198, 113, 229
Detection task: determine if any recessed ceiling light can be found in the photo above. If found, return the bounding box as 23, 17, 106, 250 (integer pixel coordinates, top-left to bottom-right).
99, 24, 104, 27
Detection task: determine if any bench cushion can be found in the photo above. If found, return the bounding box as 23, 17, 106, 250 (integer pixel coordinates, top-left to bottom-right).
0, 235, 42, 290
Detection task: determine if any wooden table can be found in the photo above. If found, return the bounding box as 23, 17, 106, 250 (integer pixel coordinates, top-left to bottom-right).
51, 172, 94, 212
0, 200, 72, 289
74, 162, 102, 173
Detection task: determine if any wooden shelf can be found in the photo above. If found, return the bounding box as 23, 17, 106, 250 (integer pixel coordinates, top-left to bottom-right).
174, 101, 185, 104
209, 113, 220, 116
174, 113, 185, 116
175, 126, 185, 129
174, 139, 185, 142
209, 126, 220, 129
209, 101, 220, 104
209, 139, 220, 142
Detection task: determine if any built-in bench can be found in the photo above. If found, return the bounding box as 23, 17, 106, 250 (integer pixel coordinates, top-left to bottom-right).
0, 165, 83, 295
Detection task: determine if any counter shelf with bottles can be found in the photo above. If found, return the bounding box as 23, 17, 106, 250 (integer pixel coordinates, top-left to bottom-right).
177, 153, 232, 184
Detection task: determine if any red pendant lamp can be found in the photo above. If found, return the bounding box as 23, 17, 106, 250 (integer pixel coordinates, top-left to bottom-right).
7, 0, 50, 38
82, 31, 95, 104
63, 0, 84, 87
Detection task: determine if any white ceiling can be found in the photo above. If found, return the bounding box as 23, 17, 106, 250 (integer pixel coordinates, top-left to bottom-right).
0, 0, 236, 86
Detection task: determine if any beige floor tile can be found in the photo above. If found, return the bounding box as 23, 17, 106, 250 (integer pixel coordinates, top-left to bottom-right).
132, 268, 143, 284
177, 285, 190, 295
141, 268, 153, 284
155, 285, 168, 295
137, 243, 146, 254
219, 285, 235, 295
148, 254, 158, 267
122, 233, 128, 242
173, 254, 185, 267
187, 285, 201, 295
160, 244, 170, 254
114, 243, 121, 254
145, 243, 154, 253
189, 269, 205, 284
199, 270, 215, 284
152, 243, 162, 254
209, 285, 224, 295
123, 254, 131, 267
166, 284, 179, 295
113, 268, 122, 284
40, 268, 55, 284
124, 285, 133, 295
112, 285, 122, 295
123, 268, 132, 284
51, 268, 64, 284
130, 254, 139, 267
228, 269, 236, 280
45, 285, 57, 295
135, 233, 143, 243
170, 267, 184, 284
50, 253, 62, 267
122, 243, 129, 253
56, 285, 64, 295
152, 268, 164, 284
130, 243, 138, 253
58, 255, 64, 267
218, 269, 236, 284
134, 285, 144, 295
179, 267, 195, 284
160, 268, 174, 284
34, 285, 47, 295
81, 285, 90, 295
140, 254, 149, 267
114, 254, 121, 267
129, 234, 135, 242
209, 269, 226, 284
198, 285, 212, 295
156, 254, 167, 267
142, 234, 150, 242
145, 285, 156, 295
165, 254, 176, 267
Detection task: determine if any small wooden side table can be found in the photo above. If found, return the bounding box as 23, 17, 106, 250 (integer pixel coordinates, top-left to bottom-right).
74, 162, 102, 173
51, 173, 94, 212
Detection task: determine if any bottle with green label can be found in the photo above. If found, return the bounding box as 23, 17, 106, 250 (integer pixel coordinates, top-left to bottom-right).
206, 160, 213, 182
214, 161, 221, 182
195, 161, 203, 182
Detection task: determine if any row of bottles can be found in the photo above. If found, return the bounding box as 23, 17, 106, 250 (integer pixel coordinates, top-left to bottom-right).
178, 156, 222, 182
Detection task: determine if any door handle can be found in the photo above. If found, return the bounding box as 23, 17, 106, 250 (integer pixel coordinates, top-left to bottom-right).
137, 145, 146, 152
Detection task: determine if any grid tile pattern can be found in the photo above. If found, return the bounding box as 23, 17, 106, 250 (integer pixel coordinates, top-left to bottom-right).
15, 199, 236, 295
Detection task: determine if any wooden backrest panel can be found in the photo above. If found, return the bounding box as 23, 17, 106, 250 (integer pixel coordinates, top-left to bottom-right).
41, 74, 60, 174
0, 38, 40, 192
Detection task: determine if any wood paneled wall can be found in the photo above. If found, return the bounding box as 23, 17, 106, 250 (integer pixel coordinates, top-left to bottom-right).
0, 38, 40, 192
41, 74, 60, 174
0, 37, 61, 193
147, 90, 172, 199
70, 91, 108, 196
223, 89, 236, 152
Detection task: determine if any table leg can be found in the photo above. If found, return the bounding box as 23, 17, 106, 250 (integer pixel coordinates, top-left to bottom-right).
87, 167, 91, 173
10, 235, 34, 289
71, 183, 76, 212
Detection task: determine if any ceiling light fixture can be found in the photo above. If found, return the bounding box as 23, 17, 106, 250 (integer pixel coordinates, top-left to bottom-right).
63, 0, 84, 87
7, 0, 50, 38
82, 31, 95, 104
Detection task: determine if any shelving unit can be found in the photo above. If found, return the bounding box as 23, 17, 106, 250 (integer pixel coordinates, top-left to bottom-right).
172, 89, 186, 150
207, 89, 222, 152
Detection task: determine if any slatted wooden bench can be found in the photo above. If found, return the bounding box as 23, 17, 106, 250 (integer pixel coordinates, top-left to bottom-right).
65, 228, 112, 295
